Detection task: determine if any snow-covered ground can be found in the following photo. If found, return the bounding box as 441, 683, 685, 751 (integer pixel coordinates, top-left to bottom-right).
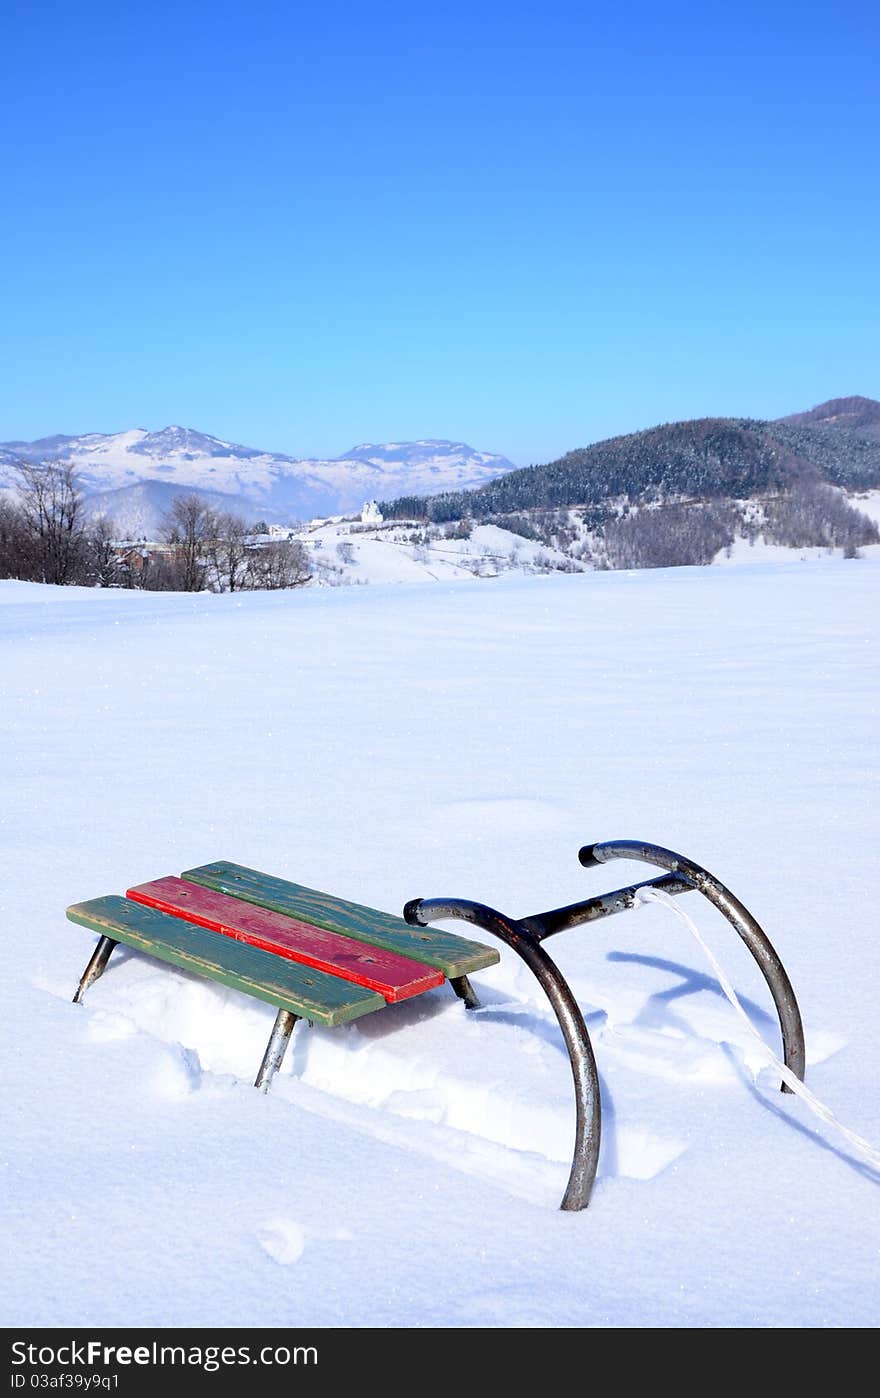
301, 517, 578, 584
99, 499, 880, 591
295, 495, 880, 587
1, 558, 878, 1327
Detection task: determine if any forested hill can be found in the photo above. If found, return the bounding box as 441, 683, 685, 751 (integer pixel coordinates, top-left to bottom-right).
779, 394, 880, 439
381, 399, 880, 522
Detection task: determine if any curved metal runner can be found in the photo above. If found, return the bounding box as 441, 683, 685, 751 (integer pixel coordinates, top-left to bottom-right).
405, 839, 806, 1212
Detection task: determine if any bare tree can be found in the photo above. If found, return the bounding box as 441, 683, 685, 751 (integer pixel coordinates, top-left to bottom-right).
763, 482, 879, 551
85, 515, 125, 587
0, 494, 38, 580
14, 462, 87, 584
162, 493, 212, 591
205, 510, 250, 592
245, 539, 311, 590
602, 503, 737, 570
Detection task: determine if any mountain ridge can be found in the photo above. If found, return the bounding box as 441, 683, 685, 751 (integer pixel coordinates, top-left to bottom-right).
4, 397, 878, 538
380, 398, 880, 522
0, 428, 516, 534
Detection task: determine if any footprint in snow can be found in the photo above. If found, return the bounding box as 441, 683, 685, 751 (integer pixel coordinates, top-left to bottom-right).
149, 1043, 202, 1098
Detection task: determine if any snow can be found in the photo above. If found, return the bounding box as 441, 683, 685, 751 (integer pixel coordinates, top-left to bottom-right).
1, 558, 879, 1327
716, 536, 880, 567
296, 518, 578, 586
297, 508, 880, 587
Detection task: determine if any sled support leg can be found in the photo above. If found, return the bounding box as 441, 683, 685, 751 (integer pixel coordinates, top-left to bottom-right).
255, 1009, 300, 1092
73, 935, 118, 1004
450, 974, 481, 1009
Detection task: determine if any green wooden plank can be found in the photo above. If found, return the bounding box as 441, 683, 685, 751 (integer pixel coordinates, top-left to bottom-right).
180, 861, 501, 978
67, 896, 386, 1027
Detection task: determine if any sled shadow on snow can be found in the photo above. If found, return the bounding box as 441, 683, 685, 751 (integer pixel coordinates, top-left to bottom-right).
720, 1043, 880, 1186
349, 978, 608, 1051
603, 952, 879, 1187
346, 985, 622, 1177
607, 949, 776, 1035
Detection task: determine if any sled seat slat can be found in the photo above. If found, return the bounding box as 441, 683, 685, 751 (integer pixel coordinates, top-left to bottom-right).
180, 860, 500, 978
126, 875, 445, 1003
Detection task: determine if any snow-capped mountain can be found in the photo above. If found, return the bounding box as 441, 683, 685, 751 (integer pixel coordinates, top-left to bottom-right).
0, 427, 515, 535
339, 440, 510, 474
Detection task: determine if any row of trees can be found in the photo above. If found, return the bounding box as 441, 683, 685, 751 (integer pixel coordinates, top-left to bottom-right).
761, 481, 878, 553
588, 484, 877, 568
600, 502, 739, 570
0, 463, 311, 592
153, 494, 310, 592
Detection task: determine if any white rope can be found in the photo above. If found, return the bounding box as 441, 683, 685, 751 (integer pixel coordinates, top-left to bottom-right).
635, 885, 880, 1172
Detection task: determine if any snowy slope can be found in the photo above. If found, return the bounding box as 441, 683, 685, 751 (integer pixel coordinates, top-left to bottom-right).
287, 501, 880, 588
300, 518, 579, 585
1, 560, 878, 1327
0, 427, 516, 530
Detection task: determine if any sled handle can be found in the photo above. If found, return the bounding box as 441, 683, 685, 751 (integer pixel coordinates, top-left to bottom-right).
579, 840, 805, 1090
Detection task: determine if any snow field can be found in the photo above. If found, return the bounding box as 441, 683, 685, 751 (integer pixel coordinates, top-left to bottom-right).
1, 559, 878, 1326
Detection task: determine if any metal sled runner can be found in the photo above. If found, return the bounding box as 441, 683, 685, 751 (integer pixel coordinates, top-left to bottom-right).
405, 839, 806, 1211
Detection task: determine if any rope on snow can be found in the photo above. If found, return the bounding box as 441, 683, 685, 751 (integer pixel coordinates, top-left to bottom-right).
634, 885, 880, 1172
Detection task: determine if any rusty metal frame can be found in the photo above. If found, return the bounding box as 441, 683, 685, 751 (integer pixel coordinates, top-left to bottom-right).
404, 840, 806, 1212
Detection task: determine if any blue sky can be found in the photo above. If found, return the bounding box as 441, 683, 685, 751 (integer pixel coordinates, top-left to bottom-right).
1, 0, 877, 463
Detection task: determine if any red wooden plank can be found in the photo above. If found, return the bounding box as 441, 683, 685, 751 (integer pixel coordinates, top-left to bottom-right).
126, 876, 444, 1003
